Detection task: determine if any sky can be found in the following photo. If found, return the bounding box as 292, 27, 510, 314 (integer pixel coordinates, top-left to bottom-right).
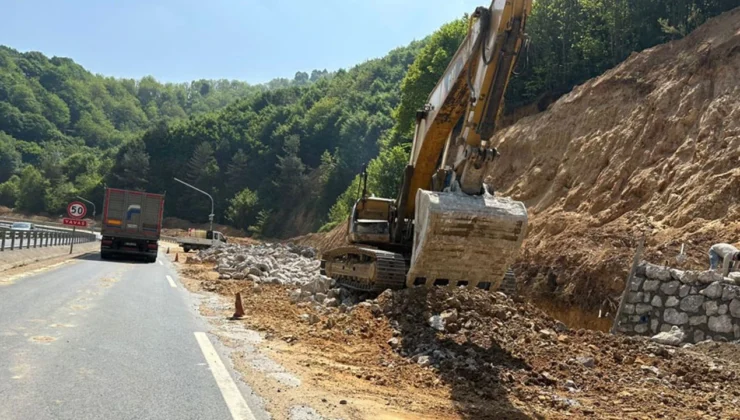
1, 0, 481, 84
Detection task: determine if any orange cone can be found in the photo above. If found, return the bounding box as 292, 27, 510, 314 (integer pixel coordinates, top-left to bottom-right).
232, 292, 245, 319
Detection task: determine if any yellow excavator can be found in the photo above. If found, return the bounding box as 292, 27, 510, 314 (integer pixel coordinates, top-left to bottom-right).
321, 0, 532, 292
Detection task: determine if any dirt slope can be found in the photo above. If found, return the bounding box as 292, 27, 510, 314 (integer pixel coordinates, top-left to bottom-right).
177, 256, 740, 420
297, 9, 740, 315
486, 8, 740, 309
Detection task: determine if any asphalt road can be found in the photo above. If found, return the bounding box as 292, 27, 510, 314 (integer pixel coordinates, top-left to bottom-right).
0, 251, 267, 420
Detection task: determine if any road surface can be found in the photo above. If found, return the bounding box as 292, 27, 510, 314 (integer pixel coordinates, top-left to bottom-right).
0, 251, 267, 420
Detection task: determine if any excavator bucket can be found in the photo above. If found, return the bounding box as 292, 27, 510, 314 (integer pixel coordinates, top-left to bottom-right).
407, 190, 528, 290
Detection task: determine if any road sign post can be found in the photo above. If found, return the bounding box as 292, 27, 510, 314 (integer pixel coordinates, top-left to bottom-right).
67, 201, 87, 254
69, 226, 76, 254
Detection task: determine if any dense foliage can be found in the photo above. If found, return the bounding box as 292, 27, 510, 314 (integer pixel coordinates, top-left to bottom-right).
135, 41, 424, 237
0, 1, 736, 237
0, 45, 327, 216
506, 0, 739, 107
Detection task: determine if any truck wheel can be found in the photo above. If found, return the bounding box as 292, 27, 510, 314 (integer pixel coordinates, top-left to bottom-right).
147, 256, 157, 263
183, 246, 190, 253
101, 251, 111, 260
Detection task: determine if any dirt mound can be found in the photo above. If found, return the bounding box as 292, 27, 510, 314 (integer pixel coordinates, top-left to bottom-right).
485, 8, 740, 310
291, 219, 349, 255
180, 252, 740, 419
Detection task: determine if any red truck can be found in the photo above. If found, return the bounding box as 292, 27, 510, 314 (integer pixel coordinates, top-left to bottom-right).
100, 188, 165, 262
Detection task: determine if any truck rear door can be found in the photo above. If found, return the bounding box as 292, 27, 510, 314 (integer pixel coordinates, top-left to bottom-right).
103, 189, 164, 239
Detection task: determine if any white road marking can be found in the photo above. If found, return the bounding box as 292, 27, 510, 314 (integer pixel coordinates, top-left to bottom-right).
166, 275, 177, 288
158, 260, 163, 266
194, 332, 256, 420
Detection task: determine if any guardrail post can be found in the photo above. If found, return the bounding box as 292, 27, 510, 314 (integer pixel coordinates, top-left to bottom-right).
1, 229, 5, 251
11, 231, 15, 250
55, 232, 59, 246
19, 231, 24, 250
33, 231, 37, 248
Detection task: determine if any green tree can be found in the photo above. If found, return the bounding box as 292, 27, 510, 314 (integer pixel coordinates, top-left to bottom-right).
226, 188, 259, 230
273, 135, 307, 198
186, 142, 219, 184
387, 18, 467, 147
0, 175, 20, 207
0, 133, 21, 182
226, 149, 250, 194
108, 139, 150, 190
16, 166, 49, 213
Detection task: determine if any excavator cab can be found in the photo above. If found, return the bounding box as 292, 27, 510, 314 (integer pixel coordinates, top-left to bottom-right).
347, 167, 393, 245
348, 197, 394, 245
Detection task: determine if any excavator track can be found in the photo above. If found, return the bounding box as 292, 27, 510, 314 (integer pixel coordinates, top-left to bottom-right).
321, 246, 518, 294
321, 247, 408, 293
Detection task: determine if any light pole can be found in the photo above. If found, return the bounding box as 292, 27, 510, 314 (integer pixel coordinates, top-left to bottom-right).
76, 196, 96, 233
173, 177, 215, 232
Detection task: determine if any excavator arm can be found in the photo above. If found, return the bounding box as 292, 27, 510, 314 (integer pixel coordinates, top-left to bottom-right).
399, 0, 532, 221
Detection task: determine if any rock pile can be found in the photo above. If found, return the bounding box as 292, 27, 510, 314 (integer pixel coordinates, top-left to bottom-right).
189, 242, 321, 286
616, 262, 740, 344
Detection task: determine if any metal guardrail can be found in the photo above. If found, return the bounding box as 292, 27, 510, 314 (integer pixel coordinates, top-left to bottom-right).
0, 217, 100, 233
0, 228, 96, 252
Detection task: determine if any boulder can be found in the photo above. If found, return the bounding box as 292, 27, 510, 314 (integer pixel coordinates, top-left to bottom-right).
700, 282, 724, 299
645, 264, 671, 281
670, 268, 685, 281
722, 286, 739, 301
708, 315, 733, 333
635, 304, 653, 314
689, 315, 707, 326
729, 299, 740, 317
627, 292, 644, 303
663, 309, 688, 325
440, 309, 459, 324
678, 270, 699, 284
698, 270, 724, 284
651, 326, 685, 346
660, 281, 680, 295
642, 280, 660, 292
679, 295, 704, 312
704, 301, 719, 316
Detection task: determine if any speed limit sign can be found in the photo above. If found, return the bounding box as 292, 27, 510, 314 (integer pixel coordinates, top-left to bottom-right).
67, 201, 87, 219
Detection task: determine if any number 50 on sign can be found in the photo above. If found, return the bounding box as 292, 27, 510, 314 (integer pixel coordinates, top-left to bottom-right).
67, 201, 87, 219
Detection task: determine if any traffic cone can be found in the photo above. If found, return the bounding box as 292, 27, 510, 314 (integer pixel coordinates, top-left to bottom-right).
231, 292, 245, 319
167, 247, 170, 254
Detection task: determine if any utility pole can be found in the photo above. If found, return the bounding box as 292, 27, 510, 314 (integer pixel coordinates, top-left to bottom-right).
173, 177, 215, 232
76, 196, 96, 233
